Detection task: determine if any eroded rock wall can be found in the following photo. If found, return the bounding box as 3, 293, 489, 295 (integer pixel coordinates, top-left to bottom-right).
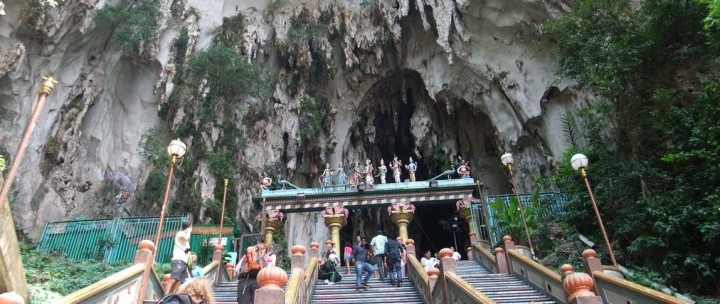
0, 0, 586, 250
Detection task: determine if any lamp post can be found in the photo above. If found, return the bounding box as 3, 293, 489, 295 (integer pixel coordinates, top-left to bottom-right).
152, 139, 187, 253
500, 152, 535, 256
571, 153, 618, 267
0, 76, 57, 209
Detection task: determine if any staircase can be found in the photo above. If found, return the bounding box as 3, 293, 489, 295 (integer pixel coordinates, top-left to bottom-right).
213, 281, 238, 304
455, 260, 556, 304
311, 268, 423, 303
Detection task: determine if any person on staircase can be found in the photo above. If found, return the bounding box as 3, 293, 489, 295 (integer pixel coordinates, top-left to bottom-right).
318, 247, 342, 284
353, 237, 374, 292
263, 244, 277, 267
165, 221, 193, 295
157, 278, 215, 304
384, 233, 405, 287
370, 230, 388, 281
343, 241, 353, 275
234, 243, 265, 304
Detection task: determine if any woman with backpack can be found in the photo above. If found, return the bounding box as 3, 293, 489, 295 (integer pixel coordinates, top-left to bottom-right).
234, 243, 265, 303
156, 278, 214, 304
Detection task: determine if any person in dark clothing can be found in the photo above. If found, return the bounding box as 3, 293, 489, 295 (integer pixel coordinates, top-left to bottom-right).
384, 233, 405, 287
352, 237, 374, 292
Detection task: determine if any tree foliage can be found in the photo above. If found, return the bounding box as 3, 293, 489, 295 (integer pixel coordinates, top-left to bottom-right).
94, 0, 161, 59
545, 0, 720, 296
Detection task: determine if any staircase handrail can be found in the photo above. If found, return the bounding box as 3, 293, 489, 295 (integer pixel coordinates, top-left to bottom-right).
202, 260, 221, 285
60, 263, 163, 303
471, 242, 498, 273
506, 249, 565, 302
592, 271, 691, 304
303, 257, 319, 304
405, 255, 430, 302
285, 268, 304, 304
445, 272, 495, 304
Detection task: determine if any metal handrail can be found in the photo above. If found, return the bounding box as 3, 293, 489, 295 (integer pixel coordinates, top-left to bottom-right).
285, 268, 303, 304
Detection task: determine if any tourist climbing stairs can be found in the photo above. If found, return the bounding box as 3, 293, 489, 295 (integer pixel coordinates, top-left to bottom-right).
455, 260, 556, 303
311, 267, 423, 303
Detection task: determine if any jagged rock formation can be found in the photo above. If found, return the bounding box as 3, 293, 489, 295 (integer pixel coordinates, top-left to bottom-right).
0, 0, 585, 247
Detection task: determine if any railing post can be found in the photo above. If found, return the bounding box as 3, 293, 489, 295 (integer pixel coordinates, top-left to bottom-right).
469, 231, 479, 244
405, 239, 416, 257
502, 235, 515, 273
438, 248, 455, 304
291, 245, 306, 270
560, 264, 575, 300
563, 267, 602, 304
309, 242, 320, 260
582, 249, 603, 295
427, 267, 440, 303
494, 247, 509, 274
254, 266, 287, 304
213, 245, 224, 286
135, 240, 155, 303
466, 247, 473, 261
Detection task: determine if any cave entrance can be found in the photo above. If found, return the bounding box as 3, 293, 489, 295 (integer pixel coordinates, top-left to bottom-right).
338, 201, 471, 259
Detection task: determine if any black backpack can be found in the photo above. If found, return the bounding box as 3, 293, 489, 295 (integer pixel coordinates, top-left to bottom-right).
157, 293, 200, 304
385, 240, 402, 260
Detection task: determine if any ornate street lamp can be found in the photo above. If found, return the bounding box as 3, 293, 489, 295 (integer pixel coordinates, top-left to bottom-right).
500, 152, 535, 255
152, 139, 187, 253
571, 153, 618, 267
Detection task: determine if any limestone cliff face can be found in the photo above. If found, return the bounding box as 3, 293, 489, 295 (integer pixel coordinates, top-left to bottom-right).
0, 0, 584, 248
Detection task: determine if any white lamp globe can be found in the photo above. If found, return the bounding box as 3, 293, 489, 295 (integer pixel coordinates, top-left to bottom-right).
570, 153, 589, 171
167, 139, 187, 158
500, 153, 514, 166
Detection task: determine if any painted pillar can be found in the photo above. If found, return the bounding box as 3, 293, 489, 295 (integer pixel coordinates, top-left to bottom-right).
456, 198, 476, 235
321, 206, 348, 255
388, 202, 415, 242
258, 210, 284, 245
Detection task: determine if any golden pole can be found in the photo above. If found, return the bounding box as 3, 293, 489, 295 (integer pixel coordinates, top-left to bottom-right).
581, 168, 618, 267
0, 76, 57, 209
218, 179, 229, 243
260, 198, 267, 244
507, 164, 535, 256
153, 155, 177, 250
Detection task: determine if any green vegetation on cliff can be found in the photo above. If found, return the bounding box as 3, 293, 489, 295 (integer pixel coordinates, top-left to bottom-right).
544, 0, 720, 297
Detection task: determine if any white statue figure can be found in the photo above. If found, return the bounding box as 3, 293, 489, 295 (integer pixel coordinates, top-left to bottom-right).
391, 156, 402, 183
405, 157, 417, 182
364, 159, 374, 187
320, 163, 333, 187
377, 159, 387, 184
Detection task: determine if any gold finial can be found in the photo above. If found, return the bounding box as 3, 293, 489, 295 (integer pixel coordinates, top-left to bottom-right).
224, 179, 229, 186
40, 75, 58, 95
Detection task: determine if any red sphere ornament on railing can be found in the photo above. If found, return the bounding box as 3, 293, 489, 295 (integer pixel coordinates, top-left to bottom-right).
563, 272, 596, 301
405, 239, 415, 246
257, 266, 288, 290
560, 264, 574, 275
427, 267, 440, 278
438, 248, 453, 259
309, 242, 319, 249
291, 245, 306, 256
502, 235, 513, 242
215, 245, 224, 252
582, 249, 597, 259
494, 247, 505, 255
139, 240, 155, 252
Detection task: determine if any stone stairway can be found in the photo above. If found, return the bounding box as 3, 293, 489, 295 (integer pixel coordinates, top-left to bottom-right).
455, 260, 556, 304
311, 268, 423, 303
213, 281, 239, 304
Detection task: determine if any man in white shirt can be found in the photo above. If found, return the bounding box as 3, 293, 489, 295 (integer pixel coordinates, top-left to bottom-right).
165, 221, 192, 294
370, 230, 388, 280
450, 246, 462, 261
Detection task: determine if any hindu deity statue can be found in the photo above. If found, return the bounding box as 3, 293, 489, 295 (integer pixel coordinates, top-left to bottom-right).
259, 172, 272, 191
391, 156, 402, 183
352, 160, 363, 187
320, 163, 334, 187
377, 159, 387, 184
364, 159, 374, 187
457, 159, 471, 178
405, 157, 417, 182
336, 164, 347, 187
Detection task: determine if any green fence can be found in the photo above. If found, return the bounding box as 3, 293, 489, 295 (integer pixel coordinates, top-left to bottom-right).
38, 216, 188, 264
471, 192, 569, 245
